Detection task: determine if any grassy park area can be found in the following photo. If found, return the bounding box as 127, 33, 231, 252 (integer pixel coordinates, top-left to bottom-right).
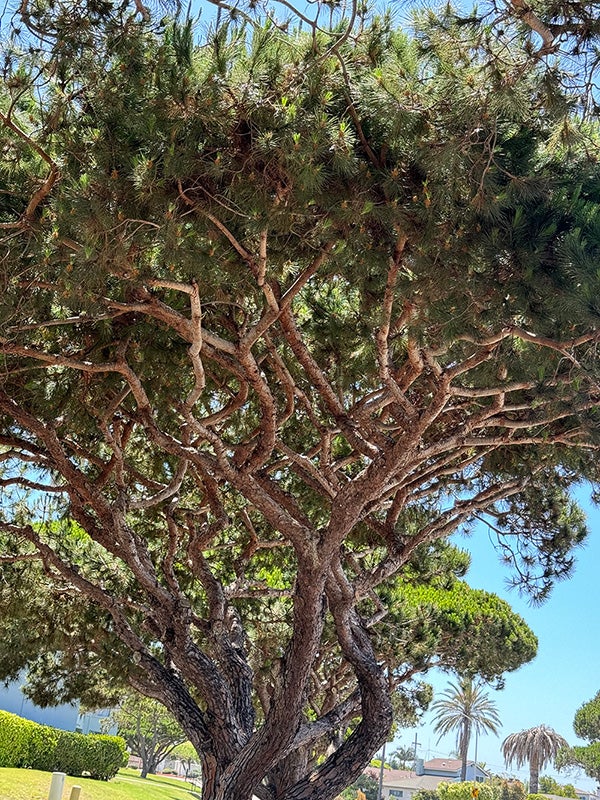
0, 768, 198, 800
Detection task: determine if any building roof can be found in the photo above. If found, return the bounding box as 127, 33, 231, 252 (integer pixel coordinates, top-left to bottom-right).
424, 759, 462, 772
365, 768, 415, 782
384, 775, 448, 791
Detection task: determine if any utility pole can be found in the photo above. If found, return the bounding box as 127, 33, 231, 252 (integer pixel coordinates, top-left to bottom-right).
378, 742, 386, 800
413, 733, 421, 760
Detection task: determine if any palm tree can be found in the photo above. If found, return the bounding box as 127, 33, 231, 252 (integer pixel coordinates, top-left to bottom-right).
431, 677, 501, 781
502, 724, 569, 794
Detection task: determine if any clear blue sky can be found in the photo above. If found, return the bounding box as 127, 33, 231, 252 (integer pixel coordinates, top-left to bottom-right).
394, 487, 600, 791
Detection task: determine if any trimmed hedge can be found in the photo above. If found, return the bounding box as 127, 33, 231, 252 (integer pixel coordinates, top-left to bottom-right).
0, 710, 126, 780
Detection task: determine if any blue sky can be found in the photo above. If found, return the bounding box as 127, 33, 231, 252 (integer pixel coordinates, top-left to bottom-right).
394, 487, 600, 791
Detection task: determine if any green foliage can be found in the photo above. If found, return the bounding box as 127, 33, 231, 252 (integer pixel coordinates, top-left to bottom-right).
388, 745, 416, 769
105, 695, 186, 778
0, 711, 126, 779
574, 691, 600, 741
0, 711, 33, 768
414, 790, 441, 800
491, 778, 526, 800
556, 743, 600, 782
538, 776, 577, 796
380, 577, 538, 682
431, 678, 501, 781
340, 772, 379, 800
1, 4, 600, 799
437, 781, 499, 800
556, 691, 600, 782
52, 732, 128, 781
27, 722, 60, 772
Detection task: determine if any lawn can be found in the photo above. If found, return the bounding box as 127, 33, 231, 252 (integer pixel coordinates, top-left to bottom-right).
0, 768, 199, 800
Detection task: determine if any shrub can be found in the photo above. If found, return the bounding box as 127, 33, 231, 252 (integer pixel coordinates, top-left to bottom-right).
0, 711, 33, 767
414, 790, 441, 800
0, 710, 126, 779
438, 781, 500, 800
27, 722, 60, 771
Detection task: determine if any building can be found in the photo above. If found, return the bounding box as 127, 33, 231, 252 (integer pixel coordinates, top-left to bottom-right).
575, 790, 600, 800
0, 674, 115, 734
416, 758, 490, 783
377, 773, 449, 800
367, 758, 491, 800
0, 677, 78, 731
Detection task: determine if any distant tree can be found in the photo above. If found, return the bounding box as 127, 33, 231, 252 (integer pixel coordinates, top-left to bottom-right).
538, 775, 577, 797
574, 692, 600, 742
432, 678, 501, 780
104, 694, 187, 779
556, 743, 600, 785
389, 746, 415, 769
437, 781, 499, 800
170, 741, 200, 782
502, 726, 569, 794
556, 691, 600, 784
492, 777, 526, 800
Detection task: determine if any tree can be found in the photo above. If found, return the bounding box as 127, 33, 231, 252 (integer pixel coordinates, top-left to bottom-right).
492, 778, 526, 800
1, 2, 600, 799
431, 678, 501, 781
502, 726, 569, 793
437, 782, 499, 800
170, 741, 200, 782
538, 776, 577, 797
555, 691, 600, 783
556, 743, 600, 785
104, 694, 187, 779
573, 692, 600, 742
389, 746, 416, 769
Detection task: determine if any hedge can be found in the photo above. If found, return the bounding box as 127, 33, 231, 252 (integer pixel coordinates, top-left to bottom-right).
0, 710, 126, 780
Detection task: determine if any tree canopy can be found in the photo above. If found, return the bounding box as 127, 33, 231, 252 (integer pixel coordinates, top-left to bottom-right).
502, 725, 570, 794
573, 691, 600, 742
1, 1, 600, 799
556, 691, 600, 783
104, 694, 187, 779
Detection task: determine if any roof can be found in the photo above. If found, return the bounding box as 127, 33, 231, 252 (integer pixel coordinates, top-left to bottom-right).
384, 775, 450, 791
424, 759, 462, 772
365, 768, 416, 782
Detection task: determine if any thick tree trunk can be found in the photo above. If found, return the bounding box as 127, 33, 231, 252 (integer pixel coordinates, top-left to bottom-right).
268, 744, 310, 798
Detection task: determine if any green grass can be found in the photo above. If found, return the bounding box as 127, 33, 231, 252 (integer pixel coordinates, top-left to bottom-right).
0, 768, 199, 800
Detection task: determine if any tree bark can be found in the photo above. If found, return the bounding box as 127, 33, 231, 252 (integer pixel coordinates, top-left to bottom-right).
530, 756, 540, 794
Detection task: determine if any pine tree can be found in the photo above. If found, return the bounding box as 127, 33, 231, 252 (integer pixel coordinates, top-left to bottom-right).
1, 4, 600, 799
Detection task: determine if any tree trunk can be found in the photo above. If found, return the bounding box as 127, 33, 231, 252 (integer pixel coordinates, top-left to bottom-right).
459, 719, 471, 782
530, 756, 540, 795
268, 744, 310, 798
